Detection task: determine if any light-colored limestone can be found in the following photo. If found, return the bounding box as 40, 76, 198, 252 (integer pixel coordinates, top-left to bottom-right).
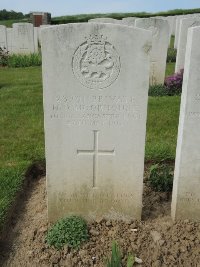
89, 18, 122, 24
0, 25, 7, 50
174, 14, 200, 49
175, 17, 200, 72
38, 25, 51, 45
135, 18, 169, 85
121, 17, 136, 26
172, 26, 200, 221
6, 28, 14, 53
166, 16, 177, 36
12, 23, 35, 54
174, 15, 185, 49
34, 27, 39, 52
41, 23, 151, 222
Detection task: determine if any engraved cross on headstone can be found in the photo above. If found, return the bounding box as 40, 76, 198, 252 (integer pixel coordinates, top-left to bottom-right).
77, 130, 115, 188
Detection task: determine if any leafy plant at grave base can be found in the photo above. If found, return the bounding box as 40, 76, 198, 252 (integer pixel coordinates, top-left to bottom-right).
148, 163, 174, 192
46, 215, 89, 249
105, 241, 135, 267
148, 84, 168, 97
7, 53, 42, 68
164, 69, 183, 96
0, 47, 9, 66
167, 48, 177, 63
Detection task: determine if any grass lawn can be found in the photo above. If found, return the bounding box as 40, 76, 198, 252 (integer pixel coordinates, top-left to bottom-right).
0, 67, 44, 231
0, 62, 179, 232
166, 62, 175, 77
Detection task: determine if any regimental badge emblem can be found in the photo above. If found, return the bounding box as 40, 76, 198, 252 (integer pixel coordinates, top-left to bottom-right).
72, 34, 121, 89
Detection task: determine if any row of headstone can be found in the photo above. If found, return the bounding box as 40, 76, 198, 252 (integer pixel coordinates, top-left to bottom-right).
41, 21, 200, 223
89, 17, 170, 86
0, 23, 39, 54
172, 25, 200, 221
175, 17, 200, 72
174, 13, 200, 49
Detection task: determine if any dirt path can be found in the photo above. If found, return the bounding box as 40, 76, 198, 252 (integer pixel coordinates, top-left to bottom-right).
0, 176, 200, 267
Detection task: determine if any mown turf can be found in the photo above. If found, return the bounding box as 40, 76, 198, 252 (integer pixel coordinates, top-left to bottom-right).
166, 62, 175, 77
146, 96, 180, 160
0, 62, 180, 231
0, 67, 44, 231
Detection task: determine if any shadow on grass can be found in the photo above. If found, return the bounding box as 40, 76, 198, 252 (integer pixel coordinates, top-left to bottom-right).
0, 160, 46, 265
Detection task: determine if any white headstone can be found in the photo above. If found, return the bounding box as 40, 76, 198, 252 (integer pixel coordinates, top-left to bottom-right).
175, 17, 200, 72
153, 16, 171, 46
174, 14, 200, 49
122, 17, 136, 26
171, 16, 177, 35
172, 26, 200, 221
6, 28, 13, 53
135, 18, 169, 85
41, 23, 151, 222
12, 23, 35, 54
0, 25, 7, 50
89, 18, 122, 24
174, 15, 184, 49
38, 27, 41, 45
38, 25, 51, 45
34, 27, 39, 52
165, 16, 177, 45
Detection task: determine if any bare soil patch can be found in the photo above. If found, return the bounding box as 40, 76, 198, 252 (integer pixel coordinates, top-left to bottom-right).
0, 175, 200, 267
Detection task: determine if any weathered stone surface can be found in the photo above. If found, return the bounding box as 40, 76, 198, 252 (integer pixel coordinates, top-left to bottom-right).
172, 26, 200, 221
6, 28, 13, 53
175, 17, 200, 72
89, 18, 122, 24
12, 23, 35, 54
135, 18, 169, 85
166, 16, 177, 36
174, 14, 200, 49
174, 15, 185, 49
0, 25, 7, 50
41, 23, 151, 222
34, 27, 39, 52
38, 25, 51, 45
121, 17, 136, 26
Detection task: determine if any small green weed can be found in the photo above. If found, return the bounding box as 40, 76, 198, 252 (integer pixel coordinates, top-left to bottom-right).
105, 241, 135, 267
148, 163, 174, 192
149, 84, 168, 97
0, 47, 9, 66
167, 48, 177, 63
46, 215, 89, 249
7, 53, 42, 68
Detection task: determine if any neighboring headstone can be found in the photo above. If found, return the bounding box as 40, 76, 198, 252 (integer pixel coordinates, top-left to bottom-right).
174, 15, 184, 49
0, 25, 7, 50
174, 14, 200, 49
89, 18, 122, 24
135, 18, 169, 85
122, 17, 136, 26
34, 27, 39, 52
170, 16, 177, 36
38, 25, 51, 45
172, 26, 200, 221
152, 16, 171, 46
175, 17, 200, 72
6, 28, 14, 53
12, 23, 35, 54
41, 23, 151, 222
